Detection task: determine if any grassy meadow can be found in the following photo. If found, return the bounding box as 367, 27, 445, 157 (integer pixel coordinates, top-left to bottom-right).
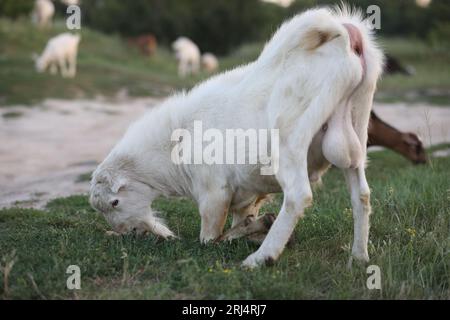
1, 146, 449, 299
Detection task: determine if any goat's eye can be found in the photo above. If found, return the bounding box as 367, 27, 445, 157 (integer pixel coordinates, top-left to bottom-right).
111, 199, 119, 208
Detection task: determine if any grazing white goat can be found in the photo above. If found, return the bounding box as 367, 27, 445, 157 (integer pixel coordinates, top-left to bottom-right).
34, 33, 81, 78
32, 0, 55, 29
201, 53, 219, 73
90, 6, 383, 268
172, 37, 201, 77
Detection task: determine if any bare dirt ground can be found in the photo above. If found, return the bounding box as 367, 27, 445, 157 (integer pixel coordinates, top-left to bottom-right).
0, 99, 449, 208
0, 97, 159, 208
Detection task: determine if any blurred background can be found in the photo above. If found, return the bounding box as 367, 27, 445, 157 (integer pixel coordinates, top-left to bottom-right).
0, 0, 449, 104
0, 0, 449, 207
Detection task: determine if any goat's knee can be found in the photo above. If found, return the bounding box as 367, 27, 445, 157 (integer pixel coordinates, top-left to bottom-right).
359, 191, 370, 207
285, 189, 313, 218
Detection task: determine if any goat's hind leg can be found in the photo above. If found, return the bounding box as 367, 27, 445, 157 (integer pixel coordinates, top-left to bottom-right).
217, 213, 276, 243
67, 53, 77, 78
345, 166, 371, 264
242, 155, 312, 268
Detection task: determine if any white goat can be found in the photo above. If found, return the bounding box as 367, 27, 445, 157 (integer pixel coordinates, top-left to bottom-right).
90, 7, 383, 268
201, 53, 219, 73
32, 0, 55, 29
172, 37, 201, 77
34, 33, 81, 78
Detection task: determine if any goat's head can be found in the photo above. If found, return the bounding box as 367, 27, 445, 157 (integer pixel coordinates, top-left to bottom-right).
401, 132, 428, 164
32, 53, 46, 73
89, 163, 164, 236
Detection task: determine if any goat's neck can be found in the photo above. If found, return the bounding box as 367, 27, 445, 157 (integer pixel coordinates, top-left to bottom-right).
368, 115, 404, 149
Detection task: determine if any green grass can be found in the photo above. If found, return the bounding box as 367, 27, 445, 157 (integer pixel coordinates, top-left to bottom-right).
1, 147, 449, 300
1, 19, 449, 106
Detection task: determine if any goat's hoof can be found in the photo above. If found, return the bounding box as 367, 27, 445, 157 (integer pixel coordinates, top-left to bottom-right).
241, 252, 276, 269
165, 234, 179, 240
353, 251, 370, 263
242, 255, 261, 269
200, 236, 218, 245
348, 251, 369, 269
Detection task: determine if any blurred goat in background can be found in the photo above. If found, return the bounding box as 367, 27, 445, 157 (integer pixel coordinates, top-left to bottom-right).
34, 33, 81, 78
32, 0, 55, 29
172, 37, 201, 77
201, 53, 219, 73
128, 34, 158, 57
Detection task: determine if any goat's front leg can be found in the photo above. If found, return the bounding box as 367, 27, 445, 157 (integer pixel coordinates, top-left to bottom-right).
178, 61, 188, 78
345, 166, 371, 263
58, 57, 69, 78
49, 62, 58, 75
198, 190, 231, 243
242, 154, 312, 268
68, 53, 77, 78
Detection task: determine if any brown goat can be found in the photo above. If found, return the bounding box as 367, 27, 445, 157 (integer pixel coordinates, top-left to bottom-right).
384, 54, 415, 76
128, 34, 157, 56
368, 111, 427, 164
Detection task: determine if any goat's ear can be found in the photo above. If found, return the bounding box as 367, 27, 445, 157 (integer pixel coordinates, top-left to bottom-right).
403, 133, 421, 146
301, 28, 339, 51
111, 177, 127, 194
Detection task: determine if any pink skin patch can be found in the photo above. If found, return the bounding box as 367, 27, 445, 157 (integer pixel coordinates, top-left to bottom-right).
343, 23, 365, 73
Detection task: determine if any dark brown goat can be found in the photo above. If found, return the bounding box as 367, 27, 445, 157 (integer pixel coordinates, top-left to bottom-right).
128, 34, 157, 56
368, 111, 427, 164
384, 54, 415, 76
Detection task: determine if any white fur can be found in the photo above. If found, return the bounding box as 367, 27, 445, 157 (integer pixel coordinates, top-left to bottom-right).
201, 53, 219, 73
35, 33, 81, 78
91, 6, 383, 267
32, 0, 55, 28
172, 37, 201, 77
